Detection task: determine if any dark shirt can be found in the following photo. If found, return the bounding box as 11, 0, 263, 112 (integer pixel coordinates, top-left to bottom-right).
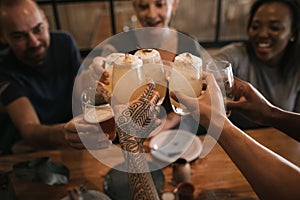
0, 31, 81, 154
0, 31, 81, 125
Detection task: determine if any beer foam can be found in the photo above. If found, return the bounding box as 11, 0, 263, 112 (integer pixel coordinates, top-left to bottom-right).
114, 54, 142, 69
84, 105, 114, 123
174, 52, 202, 68
105, 53, 124, 68
134, 49, 161, 63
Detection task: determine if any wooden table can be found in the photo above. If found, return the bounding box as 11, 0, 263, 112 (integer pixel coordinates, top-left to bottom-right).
0, 128, 299, 200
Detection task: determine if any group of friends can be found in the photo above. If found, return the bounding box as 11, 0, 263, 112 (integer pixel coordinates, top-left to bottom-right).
0, 0, 299, 199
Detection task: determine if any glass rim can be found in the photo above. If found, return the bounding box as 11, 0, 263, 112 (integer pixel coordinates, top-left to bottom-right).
206, 60, 232, 72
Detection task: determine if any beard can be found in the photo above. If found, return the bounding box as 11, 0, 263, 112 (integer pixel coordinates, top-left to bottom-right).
24, 44, 48, 67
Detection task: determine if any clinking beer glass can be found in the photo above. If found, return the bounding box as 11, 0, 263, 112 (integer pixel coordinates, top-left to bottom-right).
169, 53, 203, 115
81, 87, 116, 149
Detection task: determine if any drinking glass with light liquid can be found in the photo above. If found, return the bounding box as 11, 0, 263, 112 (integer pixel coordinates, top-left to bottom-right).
206, 60, 234, 117
111, 53, 168, 106
168, 53, 203, 115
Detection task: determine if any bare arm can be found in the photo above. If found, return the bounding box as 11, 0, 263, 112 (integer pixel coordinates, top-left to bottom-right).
266, 108, 300, 141
6, 97, 98, 150
219, 120, 300, 200
227, 77, 300, 142
176, 72, 300, 200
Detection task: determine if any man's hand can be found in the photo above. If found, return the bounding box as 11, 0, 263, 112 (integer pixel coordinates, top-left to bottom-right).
64, 115, 110, 149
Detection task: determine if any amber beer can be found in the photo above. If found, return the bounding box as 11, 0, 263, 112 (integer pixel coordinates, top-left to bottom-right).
83, 103, 116, 140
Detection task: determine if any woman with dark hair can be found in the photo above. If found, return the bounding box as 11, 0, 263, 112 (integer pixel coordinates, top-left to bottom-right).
246, 0, 300, 76
213, 0, 300, 129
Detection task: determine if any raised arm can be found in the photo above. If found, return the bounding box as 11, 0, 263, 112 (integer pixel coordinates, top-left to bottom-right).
114, 82, 161, 200
227, 77, 300, 142
175, 72, 300, 200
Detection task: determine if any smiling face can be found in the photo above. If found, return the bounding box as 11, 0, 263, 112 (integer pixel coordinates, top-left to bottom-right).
133, 0, 178, 28
248, 2, 294, 67
0, 0, 50, 67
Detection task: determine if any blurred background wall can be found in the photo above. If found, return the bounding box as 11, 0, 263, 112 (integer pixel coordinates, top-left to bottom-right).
38, 0, 255, 54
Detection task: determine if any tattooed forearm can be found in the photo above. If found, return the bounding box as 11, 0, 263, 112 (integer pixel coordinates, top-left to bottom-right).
123, 151, 160, 200
115, 82, 160, 200
128, 171, 160, 200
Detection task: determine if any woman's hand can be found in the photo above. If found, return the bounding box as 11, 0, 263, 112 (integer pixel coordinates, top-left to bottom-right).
226, 77, 274, 125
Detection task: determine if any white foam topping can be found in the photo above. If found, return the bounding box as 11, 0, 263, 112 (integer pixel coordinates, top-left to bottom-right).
134, 49, 161, 63
174, 52, 202, 68
105, 53, 124, 68
114, 53, 142, 69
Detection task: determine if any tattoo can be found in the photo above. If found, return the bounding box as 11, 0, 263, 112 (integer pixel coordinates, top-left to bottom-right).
115, 82, 160, 200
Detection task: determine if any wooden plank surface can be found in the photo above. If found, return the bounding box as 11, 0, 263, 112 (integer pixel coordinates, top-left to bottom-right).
0, 128, 298, 200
